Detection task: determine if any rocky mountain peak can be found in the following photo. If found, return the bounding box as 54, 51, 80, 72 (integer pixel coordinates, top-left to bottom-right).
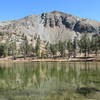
0, 11, 100, 43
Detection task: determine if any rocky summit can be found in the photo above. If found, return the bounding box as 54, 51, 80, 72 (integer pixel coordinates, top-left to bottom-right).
0, 11, 100, 43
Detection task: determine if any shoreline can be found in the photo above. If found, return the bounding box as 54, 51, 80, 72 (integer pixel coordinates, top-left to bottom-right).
0, 57, 99, 63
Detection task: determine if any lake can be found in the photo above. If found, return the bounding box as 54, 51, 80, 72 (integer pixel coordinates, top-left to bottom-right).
0, 62, 100, 100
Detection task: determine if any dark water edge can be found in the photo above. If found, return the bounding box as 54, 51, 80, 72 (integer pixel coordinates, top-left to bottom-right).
0, 62, 99, 100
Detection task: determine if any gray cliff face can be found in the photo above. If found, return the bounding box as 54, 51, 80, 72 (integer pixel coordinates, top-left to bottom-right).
0, 11, 100, 43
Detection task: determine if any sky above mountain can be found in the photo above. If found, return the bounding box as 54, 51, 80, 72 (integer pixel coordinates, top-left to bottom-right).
0, 0, 100, 21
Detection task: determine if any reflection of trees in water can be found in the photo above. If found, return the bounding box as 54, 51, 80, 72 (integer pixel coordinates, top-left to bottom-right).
0, 62, 100, 90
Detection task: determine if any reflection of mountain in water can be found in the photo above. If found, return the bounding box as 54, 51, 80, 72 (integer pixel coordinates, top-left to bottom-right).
0, 62, 100, 99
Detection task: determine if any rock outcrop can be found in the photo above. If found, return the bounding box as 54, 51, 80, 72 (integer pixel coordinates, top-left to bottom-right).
0, 11, 100, 43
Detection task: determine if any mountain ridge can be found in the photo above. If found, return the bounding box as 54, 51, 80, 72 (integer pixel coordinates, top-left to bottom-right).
0, 11, 100, 43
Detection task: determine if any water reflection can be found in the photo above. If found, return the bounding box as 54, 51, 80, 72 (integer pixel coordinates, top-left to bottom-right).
0, 62, 100, 100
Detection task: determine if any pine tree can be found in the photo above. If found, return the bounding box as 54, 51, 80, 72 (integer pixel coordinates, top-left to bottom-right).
67, 40, 73, 58
21, 36, 31, 59
78, 34, 90, 58
58, 41, 66, 57
0, 43, 8, 57
50, 44, 57, 57
35, 37, 40, 57
10, 41, 17, 60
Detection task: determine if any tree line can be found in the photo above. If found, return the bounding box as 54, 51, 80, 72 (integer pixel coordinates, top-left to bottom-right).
0, 33, 100, 59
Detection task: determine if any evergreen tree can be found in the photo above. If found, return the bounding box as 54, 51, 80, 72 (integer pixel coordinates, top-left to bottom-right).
78, 34, 90, 58
58, 41, 66, 57
50, 44, 57, 57
21, 36, 32, 59
0, 43, 8, 57
10, 41, 16, 60
45, 42, 50, 57
72, 37, 77, 58
67, 40, 74, 58
91, 36, 99, 56
35, 36, 40, 57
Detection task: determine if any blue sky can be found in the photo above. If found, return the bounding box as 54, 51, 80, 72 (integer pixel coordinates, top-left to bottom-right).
0, 0, 100, 21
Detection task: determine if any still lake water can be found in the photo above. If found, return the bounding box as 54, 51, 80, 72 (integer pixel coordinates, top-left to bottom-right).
0, 62, 100, 100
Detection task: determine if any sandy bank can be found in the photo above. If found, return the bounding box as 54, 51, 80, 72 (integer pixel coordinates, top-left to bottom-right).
0, 57, 99, 64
